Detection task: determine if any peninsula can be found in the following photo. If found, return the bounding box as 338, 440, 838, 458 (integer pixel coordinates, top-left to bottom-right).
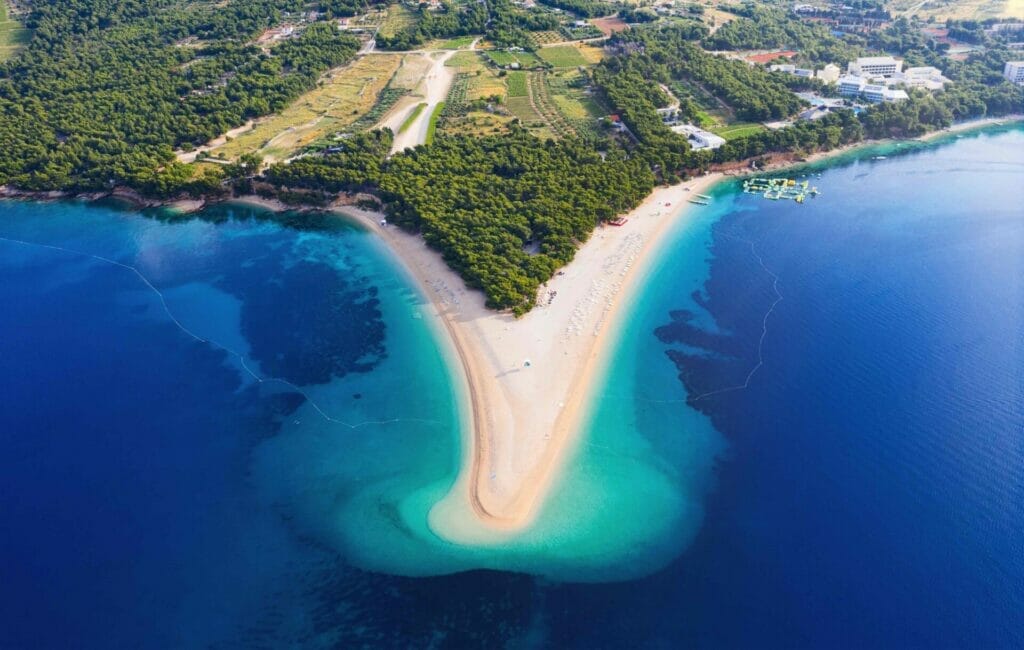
2, 0, 1023, 541
343, 174, 720, 535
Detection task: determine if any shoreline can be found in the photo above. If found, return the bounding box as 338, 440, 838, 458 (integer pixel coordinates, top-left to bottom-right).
321, 115, 1024, 536
336, 174, 723, 536
3, 116, 1020, 536
2, 114, 1018, 212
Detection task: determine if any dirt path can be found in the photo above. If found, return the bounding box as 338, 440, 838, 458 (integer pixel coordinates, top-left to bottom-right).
388, 49, 457, 153
175, 120, 256, 163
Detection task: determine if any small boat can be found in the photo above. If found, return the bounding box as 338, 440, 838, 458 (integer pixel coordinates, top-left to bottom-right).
608, 217, 628, 226
872, 155, 887, 160
687, 199, 708, 206
695, 193, 711, 200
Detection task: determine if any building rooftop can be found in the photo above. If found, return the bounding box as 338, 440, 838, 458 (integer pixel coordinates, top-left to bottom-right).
854, 56, 900, 64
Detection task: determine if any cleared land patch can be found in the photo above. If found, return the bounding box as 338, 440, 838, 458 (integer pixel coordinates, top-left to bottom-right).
209, 54, 402, 161
390, 53, 434, 91
591, 16, 628, 36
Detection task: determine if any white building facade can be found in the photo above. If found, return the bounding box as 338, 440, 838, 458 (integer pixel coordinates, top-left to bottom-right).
670, 124, 726, 150
1004, 61, 1024, 85
848, 56, 903, 78
838, 75, 866, 95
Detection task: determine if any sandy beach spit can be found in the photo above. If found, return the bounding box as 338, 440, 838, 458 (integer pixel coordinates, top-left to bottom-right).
337, 173, 724, 539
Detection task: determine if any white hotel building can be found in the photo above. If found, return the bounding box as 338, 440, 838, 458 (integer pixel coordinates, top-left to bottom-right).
1004, 62, 1024, 86
838, 75, 909, 103
848, 56, 903, 78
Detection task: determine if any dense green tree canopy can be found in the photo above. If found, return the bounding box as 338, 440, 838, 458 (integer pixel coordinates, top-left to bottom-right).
0, 0, 359, 190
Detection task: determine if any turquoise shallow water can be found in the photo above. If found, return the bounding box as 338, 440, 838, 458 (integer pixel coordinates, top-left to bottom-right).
254, 204, 729, 581
0, 188, 725, 646
3, 124, 1022, 646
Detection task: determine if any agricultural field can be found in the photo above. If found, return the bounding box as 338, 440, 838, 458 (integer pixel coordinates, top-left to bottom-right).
484, 49, 544, 69
545, 68, 608, 138
507, 95, 555, 139
560, 23, 604, 40
575, 43, 605, 64
0, 1, 30, 61
446, 50, 483, 67
528, 71, 577, 138
439, 72, 515, 137
468, 70, 508, 101
209, 54, 402, 161
530, 30, 566, 47
537, 45, 587, 68
377, 3, 419, 39
710, 122, 767, 139
441, 50, 507, 101
506, 71, 528, 97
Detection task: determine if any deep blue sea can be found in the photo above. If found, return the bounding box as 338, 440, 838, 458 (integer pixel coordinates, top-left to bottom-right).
2, 126, 1022, 648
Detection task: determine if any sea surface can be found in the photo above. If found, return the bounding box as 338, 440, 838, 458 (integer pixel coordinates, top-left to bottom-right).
2, 126, 1022, 647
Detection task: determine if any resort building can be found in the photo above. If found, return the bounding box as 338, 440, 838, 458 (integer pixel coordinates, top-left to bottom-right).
889, 66, 950, 91
862, 84, 909, 103
838, 76, 908, 102
838, 75, 867, 95
770, 64, 816, 78
670, 124, 726, 150
1004, 61, 1024, 85
848, 56, 903, 78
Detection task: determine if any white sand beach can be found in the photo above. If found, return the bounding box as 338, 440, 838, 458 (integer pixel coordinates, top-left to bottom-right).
337, 172, 723, 539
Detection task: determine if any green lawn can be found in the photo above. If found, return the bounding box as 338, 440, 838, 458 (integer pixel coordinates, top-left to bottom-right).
425, 102, 445, 144
399, 102, 427, 133
439, 35, 476, 49
537, 45, 586, 68
711, 122, 767, 140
